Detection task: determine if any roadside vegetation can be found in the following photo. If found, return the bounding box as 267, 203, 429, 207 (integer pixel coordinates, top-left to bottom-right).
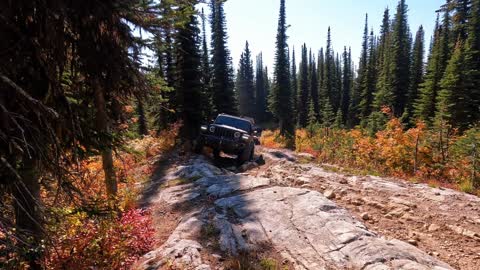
262, 108, 479, 195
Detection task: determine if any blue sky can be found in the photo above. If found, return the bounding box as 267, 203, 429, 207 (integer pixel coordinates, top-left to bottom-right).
207, 0, 444, 72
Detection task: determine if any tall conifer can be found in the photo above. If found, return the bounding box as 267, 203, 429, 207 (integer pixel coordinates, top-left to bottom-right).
269, 0, 294, 143
210, 0, 236, 114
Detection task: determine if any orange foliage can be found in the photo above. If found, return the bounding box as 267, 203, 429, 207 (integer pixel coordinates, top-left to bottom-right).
262, 116, 479, 194
260, 130, 287, 149
40, 123, 180, 269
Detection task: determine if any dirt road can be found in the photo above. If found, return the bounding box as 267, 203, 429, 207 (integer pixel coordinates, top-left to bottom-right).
134, 147, 480, 270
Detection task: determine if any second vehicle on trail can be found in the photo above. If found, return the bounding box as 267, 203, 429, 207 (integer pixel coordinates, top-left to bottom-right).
195, 114, 261, 164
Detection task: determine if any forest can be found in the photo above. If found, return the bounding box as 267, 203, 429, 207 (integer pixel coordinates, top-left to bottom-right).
0, 0, 479, 269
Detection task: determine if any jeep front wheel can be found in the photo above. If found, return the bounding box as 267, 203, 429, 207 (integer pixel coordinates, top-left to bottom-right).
237, 143, 254, 165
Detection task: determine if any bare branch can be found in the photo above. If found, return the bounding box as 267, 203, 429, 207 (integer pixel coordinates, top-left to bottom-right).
0, 73, 59, 119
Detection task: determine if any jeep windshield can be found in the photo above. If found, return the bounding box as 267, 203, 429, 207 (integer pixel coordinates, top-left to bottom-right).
214, 115, 251, 132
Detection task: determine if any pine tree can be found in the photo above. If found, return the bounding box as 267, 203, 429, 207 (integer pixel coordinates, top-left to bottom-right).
375, 8, 393, 111
334, 110, 344, 129
237, 41, 255, 118
353, 15, 369, 124
359, 30, 377, 124
255, 53, 267, 122
175, 12, 204, 140
335, 53, 343, 111
210, 0, 237, 115
452, 0, 471, 42
440, 1, 453, 72
291, 47, 298, 124
263, 66, 273, 121
435, 41, 470, 129
318, 48, 325, 95
297, 44, 309, 127
321, 100, 336, 127
309, 49, 320, 121
156, 0, 176, 130
340, 47, 351, 125
404, 25, 425, 125
270, 0, 294, 143
389, 0, 412, 116
465, 0, 480, 123
200, 8, 213, 120
415, 15, 448, 124
377, 8, 391, 73
324, 27, 337, 110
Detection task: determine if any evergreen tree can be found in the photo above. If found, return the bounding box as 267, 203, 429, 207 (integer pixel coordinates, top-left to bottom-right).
237, 41, 255, 118
318, 48, 325, 95
269, 0, 294, 143
321, 100, 336, 127
404, 25, 425, 125
440, 1, 453, 73
297, 44, 309, 127
255, 53, 267, 122
435, 41, 470, 129
156, 0, 176, 129
309, 50, 320, 121
359, 30, 377, 124
352, 15, 369, 124
335, 53, 343, 111
389, 0, 412, 116
340, 47, 352, 124
375, 9, 394, 113
175, 12, 204, 140
324, 27, 337, 110
465, 0, 480, 123
415, 15, 447, 124
200, 8, 213, 119
452, 0, 471, 42
210, 0, 237, 115
377, 8, 391, 73
291, 47, 298, 124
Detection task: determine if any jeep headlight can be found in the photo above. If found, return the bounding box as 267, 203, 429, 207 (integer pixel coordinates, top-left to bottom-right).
201, 125, 208, 132
234, 132, 241, 139
209, 126, 215, 133
242, 134, 250, 140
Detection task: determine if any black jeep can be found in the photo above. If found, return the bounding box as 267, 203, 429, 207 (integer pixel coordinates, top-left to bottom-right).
195, 114, 261, 164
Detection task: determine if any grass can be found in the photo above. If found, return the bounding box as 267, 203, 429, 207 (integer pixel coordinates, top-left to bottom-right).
160, 175, 202, 188
459, 181, 474, 194
259, 258, 277, 270
201, 223, 220, 240
224, 253, 289, 270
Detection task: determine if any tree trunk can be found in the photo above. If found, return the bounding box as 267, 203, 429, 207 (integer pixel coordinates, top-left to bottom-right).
414, 134, 420, 174
473, 142, 477, 188
14, 156, 42, 270
94, 83, 117, 197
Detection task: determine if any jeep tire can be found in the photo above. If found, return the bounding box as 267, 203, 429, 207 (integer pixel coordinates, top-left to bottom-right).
237, 143, 254, 165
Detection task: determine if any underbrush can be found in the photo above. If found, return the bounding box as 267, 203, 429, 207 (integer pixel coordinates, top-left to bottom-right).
0, 124, 179, 269
262, 115, 479, 195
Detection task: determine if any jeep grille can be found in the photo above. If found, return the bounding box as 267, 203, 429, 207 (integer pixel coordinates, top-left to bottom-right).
213, 126, 236, 139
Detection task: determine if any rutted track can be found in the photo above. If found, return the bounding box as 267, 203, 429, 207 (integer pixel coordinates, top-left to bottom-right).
135, 147, 480, 270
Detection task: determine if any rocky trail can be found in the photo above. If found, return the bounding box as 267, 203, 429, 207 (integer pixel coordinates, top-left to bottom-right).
134, 147, 480, 270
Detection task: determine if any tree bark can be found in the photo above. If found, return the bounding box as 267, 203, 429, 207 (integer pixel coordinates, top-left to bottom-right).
94, 83, 117, 197
14, 156, 42, 270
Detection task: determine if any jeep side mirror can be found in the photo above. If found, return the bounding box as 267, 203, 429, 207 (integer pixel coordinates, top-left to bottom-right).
253, 127, 263, 136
